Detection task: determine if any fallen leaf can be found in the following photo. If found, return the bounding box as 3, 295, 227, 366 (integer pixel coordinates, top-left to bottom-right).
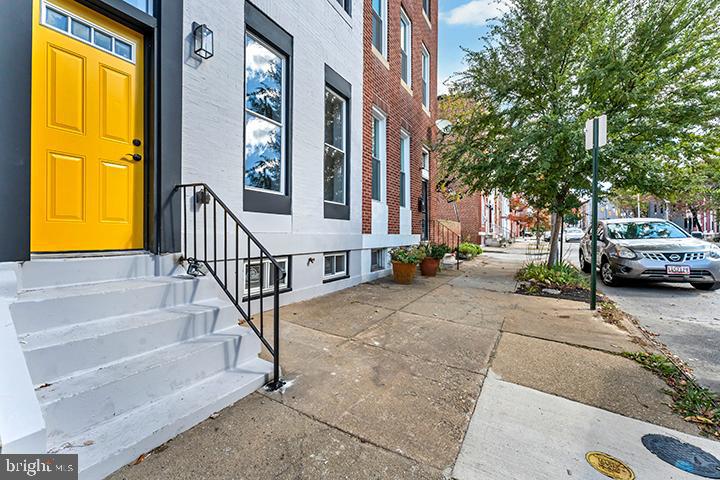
684, 415, 715, 425
132, 454, 147, 465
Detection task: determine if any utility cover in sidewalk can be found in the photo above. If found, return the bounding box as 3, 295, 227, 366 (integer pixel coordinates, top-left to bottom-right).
642, 434, 720, 478
586, 452, 635, 479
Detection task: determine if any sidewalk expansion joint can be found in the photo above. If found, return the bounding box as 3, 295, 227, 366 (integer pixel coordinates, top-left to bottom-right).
499, 330, 639, 357
257, 391, 445, 475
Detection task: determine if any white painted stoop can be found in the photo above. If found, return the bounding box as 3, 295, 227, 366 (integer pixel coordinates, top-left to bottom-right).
10, 254, 272, 479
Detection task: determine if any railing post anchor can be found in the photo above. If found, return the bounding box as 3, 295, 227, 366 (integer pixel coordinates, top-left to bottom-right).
185, 257, 205, 277
264, 378, 286, 392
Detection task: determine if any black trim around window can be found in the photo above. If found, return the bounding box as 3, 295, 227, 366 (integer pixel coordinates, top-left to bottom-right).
243, 2, 293, 215
324, 65, 351, 220
241, 255, 293, 301
322, 251, 350, 283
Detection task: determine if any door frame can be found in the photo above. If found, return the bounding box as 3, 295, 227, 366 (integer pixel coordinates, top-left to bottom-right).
0, 0, 183, 262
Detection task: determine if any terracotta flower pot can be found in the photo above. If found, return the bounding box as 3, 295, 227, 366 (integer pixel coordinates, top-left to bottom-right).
392, 261, 417, 284
420, 257, 440, 276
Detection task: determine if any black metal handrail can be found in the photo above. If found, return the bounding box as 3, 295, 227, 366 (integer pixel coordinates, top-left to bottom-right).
175, 183, 284, 390
431, 220, 461, 270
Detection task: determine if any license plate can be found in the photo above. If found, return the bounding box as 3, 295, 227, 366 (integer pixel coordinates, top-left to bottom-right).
666, 265, 690, 275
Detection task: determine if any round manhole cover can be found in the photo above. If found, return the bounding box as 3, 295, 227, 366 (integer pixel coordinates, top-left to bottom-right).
642, 434, 720, 478
586, 452, 636, 480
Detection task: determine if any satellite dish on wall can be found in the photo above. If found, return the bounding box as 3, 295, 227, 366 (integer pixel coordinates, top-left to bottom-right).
436, 119, 452, 134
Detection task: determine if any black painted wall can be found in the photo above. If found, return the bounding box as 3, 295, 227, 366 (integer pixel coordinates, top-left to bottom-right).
0, 2, 32, 262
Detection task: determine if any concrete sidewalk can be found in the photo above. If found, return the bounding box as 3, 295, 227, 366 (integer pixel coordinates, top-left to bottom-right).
110, 251, 715, 479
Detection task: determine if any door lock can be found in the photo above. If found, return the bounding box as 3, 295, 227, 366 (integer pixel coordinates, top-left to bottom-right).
132, 138, 142, 147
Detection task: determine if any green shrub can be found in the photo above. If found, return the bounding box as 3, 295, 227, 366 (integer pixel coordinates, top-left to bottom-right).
515, 261, 589, 288
422, 243, 451, 259
389, 246, 426, 264
458, 242, 483, 256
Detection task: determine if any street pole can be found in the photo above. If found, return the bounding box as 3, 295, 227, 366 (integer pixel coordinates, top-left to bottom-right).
590, 118, 599, 310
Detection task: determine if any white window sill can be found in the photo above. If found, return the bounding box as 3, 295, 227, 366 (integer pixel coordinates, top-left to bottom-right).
326, 0, 353, 27
401, 81, 413, 96
423, 11, 432, 29
372, 46, 390, 69
422, 104, 431, 117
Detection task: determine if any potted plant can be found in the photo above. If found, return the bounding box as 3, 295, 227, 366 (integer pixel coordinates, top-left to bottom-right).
389, 246, 425, 284
457, 242, 483, 260
420, 243, 450, 276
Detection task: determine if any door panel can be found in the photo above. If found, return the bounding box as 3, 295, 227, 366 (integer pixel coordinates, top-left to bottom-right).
47, 152, 85, 221
47, 45, 86, 134
99, 160, 131, 223
32, 0, 144, 252
99, 65, 132, 143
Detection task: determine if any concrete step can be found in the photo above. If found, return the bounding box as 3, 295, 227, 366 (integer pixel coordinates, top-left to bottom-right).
18, 254, 160, 291
22, 298, 240, 385
38, 325, 261, 442
11, 276, 219, 335
49, 358, 272, 480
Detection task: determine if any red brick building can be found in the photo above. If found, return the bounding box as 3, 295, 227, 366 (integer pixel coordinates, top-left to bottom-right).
362, 0, 438, 245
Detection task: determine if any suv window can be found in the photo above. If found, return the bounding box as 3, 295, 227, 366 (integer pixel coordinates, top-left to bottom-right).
606, 221, 688, 240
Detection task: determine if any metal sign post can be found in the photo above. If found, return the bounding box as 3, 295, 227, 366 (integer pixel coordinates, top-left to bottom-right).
585, 115, 606, 310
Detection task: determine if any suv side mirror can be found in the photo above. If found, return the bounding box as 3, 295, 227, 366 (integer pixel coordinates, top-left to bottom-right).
691, 231, 704, 239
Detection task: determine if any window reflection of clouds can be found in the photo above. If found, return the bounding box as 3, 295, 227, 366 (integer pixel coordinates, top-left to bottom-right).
245, 35, 283, 123
244, 33, 285, 193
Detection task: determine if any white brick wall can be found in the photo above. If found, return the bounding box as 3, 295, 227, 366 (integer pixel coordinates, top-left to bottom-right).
181, 0, 367, 301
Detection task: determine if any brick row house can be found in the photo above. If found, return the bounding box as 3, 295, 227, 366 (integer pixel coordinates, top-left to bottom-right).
363, 0, 438, 269
0, 0, 437, 477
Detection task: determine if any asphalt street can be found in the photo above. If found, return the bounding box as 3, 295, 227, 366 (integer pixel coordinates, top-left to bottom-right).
561, 241, 720, 391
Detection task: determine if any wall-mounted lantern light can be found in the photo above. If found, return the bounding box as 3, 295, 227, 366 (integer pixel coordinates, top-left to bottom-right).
192, 22, 214, 59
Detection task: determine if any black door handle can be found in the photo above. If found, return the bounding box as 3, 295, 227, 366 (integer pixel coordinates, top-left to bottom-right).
127, 153, 142, 161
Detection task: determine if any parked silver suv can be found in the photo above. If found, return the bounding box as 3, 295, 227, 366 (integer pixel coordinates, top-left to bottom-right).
579, 218, 720, 290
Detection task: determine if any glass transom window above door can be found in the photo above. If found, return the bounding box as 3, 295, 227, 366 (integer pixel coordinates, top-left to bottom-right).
244, 33, 287, 194
41, 1, 137, 63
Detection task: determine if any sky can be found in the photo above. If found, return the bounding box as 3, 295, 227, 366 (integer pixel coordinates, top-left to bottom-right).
437, 0, 505, 94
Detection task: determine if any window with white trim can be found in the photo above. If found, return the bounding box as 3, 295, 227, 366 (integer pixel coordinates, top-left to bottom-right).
245, 256, 289, 296
400, 9, 412, 87
41, 2, 136, 63
324, 88, 347, 205
371, 249, 386, 271
371, 0, 387, 57
400, 132, 410, 208
421, 45, 430, 108
422, 148, 430, 171
324, 252, 348, 280
244, 33, 287, 194
422, 0, 430, 18
371, 110, 386, 202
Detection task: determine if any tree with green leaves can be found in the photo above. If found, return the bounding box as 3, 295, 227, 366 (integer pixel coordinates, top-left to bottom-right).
440, 0, 720, 266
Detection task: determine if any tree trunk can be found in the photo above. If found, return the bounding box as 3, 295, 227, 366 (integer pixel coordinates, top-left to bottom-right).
546, 212, 563, 267
690, 207, 702, 232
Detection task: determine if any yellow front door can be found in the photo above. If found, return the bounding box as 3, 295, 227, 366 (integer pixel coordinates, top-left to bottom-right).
31, 0, 144, 252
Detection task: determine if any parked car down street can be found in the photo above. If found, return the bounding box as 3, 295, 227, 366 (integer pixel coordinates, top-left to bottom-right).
578, 218, 720, 290
563, 227, 584, 243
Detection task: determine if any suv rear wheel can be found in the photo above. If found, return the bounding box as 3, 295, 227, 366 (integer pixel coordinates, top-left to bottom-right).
691, 282, 720, 291
579, 249, 591, 273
